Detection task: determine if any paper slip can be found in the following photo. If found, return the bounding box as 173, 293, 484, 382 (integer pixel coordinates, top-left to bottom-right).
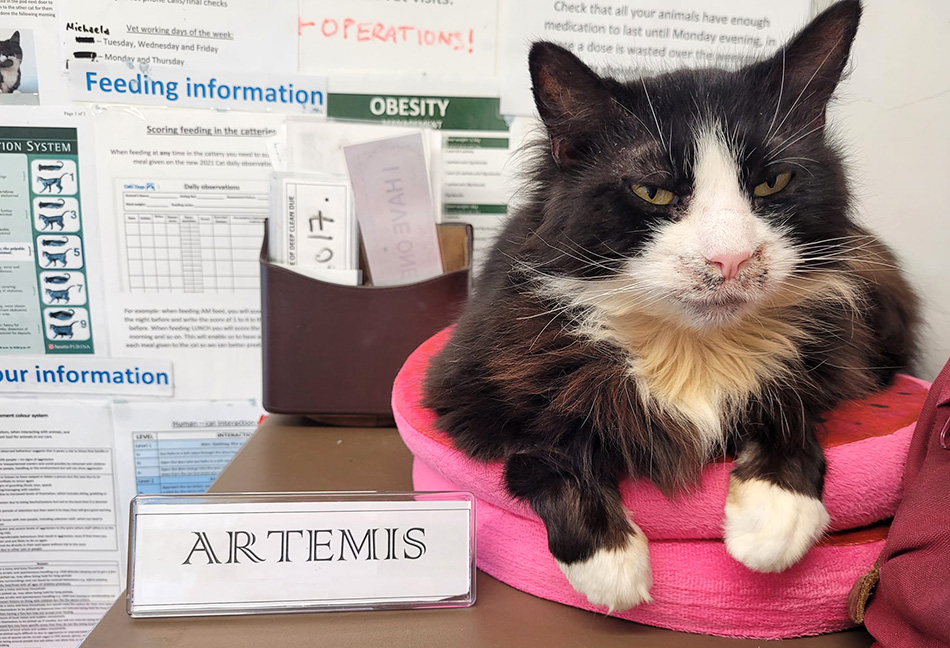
269, 174, 360, 285
344, 133, 443, 287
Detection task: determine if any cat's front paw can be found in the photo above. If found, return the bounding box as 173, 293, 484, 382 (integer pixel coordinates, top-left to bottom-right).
724, 476, 830, 572
556, 528, 652, 612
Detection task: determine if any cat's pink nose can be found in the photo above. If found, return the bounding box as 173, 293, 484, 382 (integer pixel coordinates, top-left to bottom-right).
707, 252, 751, 280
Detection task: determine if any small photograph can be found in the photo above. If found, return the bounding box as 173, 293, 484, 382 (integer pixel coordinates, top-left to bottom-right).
40, 271, 87, 306
0, 28, 39, 105
33, 197, 80, 232
45, 307, 91, 341
31, 159, 78, 195
36, 234, 84, 271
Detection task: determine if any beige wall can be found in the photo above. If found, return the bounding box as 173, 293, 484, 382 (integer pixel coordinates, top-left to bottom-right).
815, 0, 950, 379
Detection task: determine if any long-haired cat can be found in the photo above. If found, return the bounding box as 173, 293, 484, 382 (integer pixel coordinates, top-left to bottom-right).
424, 0, 918, 611
0, 31, 22, 94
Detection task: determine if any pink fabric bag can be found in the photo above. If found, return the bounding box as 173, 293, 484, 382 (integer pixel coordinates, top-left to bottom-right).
850, 357, 950, 647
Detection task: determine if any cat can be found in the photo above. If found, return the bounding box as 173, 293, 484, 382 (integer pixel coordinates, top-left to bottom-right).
424, 0, 918, 612
49, 322, 75, 338
0, 31, 22, 94
42, 250, 69, 267
37, 173, 74, 193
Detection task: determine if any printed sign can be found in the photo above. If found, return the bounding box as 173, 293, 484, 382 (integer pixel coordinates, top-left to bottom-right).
0, 357, 173, 396
128, 493, 475, 617
70, 63, 327, 115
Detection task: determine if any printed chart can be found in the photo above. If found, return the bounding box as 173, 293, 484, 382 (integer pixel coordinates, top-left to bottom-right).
118, 180, 268, 293
0, 126, 95, 354
132, 429, 254, 495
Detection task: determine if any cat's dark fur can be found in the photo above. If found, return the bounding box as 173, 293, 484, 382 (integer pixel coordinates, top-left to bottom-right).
0, 31, 22, 94
424, 0, 918, 610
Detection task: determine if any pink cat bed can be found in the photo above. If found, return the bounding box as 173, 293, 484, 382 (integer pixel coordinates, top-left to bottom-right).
393, 329, 930, 639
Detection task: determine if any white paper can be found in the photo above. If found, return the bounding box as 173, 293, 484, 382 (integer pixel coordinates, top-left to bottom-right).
284, 118, 444, 221
324, 76, 513, 269
129, 498, 472, 615
299, 0, 498, 79
94, 107, 284, 400
110, 399, 264, 565
70, 62, 328, 115
0, 398, 123, 648
0, 107, 108, 356
268, 174, 359, 283
344, 133, 443, 286
60, 0, 297, 74
498, 0, 812, 115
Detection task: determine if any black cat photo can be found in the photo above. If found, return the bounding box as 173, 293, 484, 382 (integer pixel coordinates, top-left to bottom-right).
425, 0, 918, 611
0, 30, 23, 94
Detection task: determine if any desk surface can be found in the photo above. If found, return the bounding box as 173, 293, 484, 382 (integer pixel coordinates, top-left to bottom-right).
81, 417, 875, 648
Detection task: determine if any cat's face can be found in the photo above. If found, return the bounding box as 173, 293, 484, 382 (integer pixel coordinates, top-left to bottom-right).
527, 1, 861, 330
0, 31, 22, 70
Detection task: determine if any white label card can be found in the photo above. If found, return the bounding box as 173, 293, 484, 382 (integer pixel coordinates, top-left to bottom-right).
128, 493, 475, 617
343, 133, 443, 286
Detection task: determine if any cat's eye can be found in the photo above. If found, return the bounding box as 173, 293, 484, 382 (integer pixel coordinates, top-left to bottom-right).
753, 172, 793, 197
632, 184, 676, 206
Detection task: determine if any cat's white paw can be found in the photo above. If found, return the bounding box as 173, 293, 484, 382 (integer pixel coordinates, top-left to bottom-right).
724, 476, 830, 573
556, 529, 652, 612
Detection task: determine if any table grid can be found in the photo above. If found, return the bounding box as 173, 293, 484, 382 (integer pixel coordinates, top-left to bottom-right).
133, 431, 252, 495
125, 213, 263, 294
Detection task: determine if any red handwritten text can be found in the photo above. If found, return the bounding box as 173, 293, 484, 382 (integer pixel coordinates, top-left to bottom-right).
300, 17, 475, 53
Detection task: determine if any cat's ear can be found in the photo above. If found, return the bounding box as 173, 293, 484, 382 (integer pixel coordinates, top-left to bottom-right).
766, 0, 861, 126
10, 31, 19, 43
529, 41, 613, 166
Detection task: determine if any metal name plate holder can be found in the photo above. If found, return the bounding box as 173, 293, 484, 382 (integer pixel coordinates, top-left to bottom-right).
127, 492, 475, 618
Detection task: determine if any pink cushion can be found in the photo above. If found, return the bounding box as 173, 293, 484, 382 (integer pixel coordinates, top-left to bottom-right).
393, 328, 930, 638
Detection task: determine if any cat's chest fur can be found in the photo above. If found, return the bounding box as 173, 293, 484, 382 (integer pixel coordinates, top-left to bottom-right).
606, 311, 799, 442
0, 64, 19, 92
556, 277, 811, 451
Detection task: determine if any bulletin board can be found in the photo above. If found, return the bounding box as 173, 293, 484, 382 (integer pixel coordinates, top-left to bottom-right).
1, 1, 947, 646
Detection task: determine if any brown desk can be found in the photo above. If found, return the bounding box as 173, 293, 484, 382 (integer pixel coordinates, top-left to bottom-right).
81, 417, 875, 647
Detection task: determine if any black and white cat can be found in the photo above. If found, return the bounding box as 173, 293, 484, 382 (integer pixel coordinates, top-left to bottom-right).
0, 30, 22, 94
424, 0, 918, 611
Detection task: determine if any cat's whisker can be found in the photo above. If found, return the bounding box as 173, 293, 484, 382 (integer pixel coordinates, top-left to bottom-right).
766, 156, 819, 166
763, 48, 786, 146
611, 97, 661, 151
639, 76, 669, 165
766, 32, 845, 147
767, 120, 825, 160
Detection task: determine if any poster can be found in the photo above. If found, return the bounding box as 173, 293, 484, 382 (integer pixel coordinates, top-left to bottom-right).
93, 107, 283, 401
0, 398, 123, 648
0, 108, 105, 356
324, 75, 512, 266
498, 0, 811, 115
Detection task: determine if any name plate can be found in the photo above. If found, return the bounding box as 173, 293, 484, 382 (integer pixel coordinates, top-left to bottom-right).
127, 492, 475, 617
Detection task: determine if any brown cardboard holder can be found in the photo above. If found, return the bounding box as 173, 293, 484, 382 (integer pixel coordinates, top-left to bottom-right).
260, 223, 472, 426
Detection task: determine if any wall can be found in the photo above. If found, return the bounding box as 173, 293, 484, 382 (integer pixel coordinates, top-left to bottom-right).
822, 0, 950, 379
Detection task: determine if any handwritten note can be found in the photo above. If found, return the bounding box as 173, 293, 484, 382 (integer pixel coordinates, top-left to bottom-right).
299, 0, 498, 78
59, 0, 297, 75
